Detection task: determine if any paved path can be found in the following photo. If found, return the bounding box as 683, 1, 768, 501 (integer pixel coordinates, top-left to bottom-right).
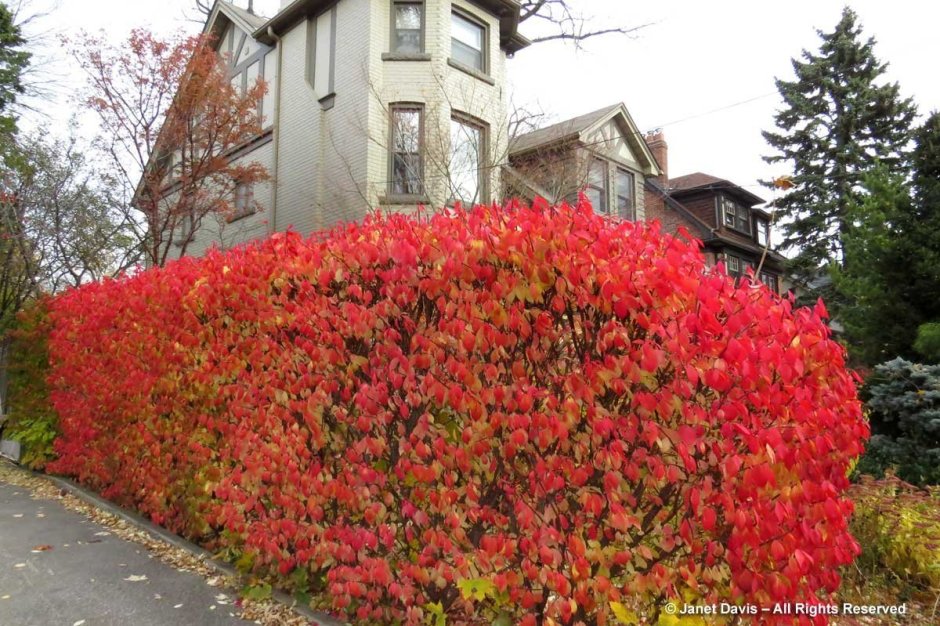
0, 481, 252, 626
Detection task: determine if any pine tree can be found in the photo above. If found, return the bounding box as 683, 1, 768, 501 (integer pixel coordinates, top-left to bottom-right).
0, 2, 29, 138
762, 7, 917, 290
835, 113, 940, 365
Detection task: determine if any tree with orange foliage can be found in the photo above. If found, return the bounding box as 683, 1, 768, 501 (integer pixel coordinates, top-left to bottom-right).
71, 29, 269, 266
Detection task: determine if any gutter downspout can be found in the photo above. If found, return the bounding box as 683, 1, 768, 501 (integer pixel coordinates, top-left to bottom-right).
267, 26, 283, 235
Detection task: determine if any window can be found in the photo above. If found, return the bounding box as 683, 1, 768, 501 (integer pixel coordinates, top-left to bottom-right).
389, 105, 423, 196
721, 195, 750, 233
756, 217, 770, 247
615, 168, 635, 219
760, 272, 779, 293
451, 11, 485, 72
231, 182, 254, 220
450, 115, 487, 205
392, 1, 424, 53
726, 254, 741, 276
586, 159, 608, 213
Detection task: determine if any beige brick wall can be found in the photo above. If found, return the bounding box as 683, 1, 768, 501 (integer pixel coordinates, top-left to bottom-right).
368, 0, 509, 211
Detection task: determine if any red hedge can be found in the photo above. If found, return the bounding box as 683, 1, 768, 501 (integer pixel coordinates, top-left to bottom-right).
47, 200, 867, 624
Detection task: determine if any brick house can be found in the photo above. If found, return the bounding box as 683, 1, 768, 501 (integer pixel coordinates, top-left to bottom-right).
508, 109, 787, 293
644, 133, 785, 292
505, 103, 662, 219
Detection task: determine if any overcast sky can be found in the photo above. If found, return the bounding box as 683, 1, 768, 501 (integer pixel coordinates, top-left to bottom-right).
20, 0, 940, 203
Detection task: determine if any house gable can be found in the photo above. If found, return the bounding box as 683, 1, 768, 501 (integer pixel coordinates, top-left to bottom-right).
580, 106, 660, 177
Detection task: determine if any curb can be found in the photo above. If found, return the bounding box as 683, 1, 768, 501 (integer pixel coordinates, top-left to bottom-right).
45, 473, 346, 626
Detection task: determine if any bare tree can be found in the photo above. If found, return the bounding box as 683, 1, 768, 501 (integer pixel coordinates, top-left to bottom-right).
70, 28, 269, 266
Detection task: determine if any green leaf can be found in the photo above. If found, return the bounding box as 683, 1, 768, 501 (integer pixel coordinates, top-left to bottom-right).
457, 578, 495, 601
424, 601, 446, 626
241, 582, 272, 601
610, 601, 638, 624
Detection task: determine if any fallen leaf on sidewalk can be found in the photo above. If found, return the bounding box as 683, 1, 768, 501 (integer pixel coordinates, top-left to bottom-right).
73, 620, 86, 626
1, 594, 10, 599
12, 513, 22, 518
124, 574, 148, 582
13, 563, 25, 568
31, 544, 53, 552
174, 603, 183, 609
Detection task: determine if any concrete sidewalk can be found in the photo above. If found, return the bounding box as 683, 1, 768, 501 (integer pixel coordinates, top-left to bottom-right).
0, 481, 251, 626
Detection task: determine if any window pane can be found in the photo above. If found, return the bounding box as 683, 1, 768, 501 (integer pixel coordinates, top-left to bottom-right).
757, 219, 769, 246
452, 13, 483, 50
396, 4, 421, 30
616, 169, 634, 218
393, 154, 422, 195
393, 109, 420, 152
722, 198, 735, 226
394, 4, 422, 53
451, 12, 484, 70
450, 118, 483, 205
587, 160, 607, 212
391, 108, 422, 195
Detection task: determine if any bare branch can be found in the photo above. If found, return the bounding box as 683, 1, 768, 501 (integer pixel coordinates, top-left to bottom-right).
529, 23, 655, 45
518, 0, 654, 48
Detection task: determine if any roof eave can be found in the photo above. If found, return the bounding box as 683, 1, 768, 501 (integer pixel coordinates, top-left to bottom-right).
256, 0, 529, 52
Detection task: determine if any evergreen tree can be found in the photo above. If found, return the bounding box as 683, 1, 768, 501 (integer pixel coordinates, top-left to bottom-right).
762, 7, 917, 290
0, 2, 29, 138
835, 113, 940, 365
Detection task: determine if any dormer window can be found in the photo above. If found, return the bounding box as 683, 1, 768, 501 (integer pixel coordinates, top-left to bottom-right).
756, 217, 770, 247
720, 195, 750, 233
392, 1, 424, 54
451, 10, 486, 72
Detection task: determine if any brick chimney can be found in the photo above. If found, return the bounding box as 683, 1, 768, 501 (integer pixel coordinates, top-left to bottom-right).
645, 130, 668, 183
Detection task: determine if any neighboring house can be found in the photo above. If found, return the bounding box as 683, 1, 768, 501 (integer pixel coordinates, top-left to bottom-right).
167, 0, 529, 258
158, 1, 787, 293
505, 103, 662, 220
643, 137, 786, 293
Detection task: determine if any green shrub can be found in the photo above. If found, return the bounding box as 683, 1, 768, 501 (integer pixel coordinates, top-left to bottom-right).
848, 475, 940, 595
855, 358, 940, 486
3, 299, 57, 470
914, 322, 940, 362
